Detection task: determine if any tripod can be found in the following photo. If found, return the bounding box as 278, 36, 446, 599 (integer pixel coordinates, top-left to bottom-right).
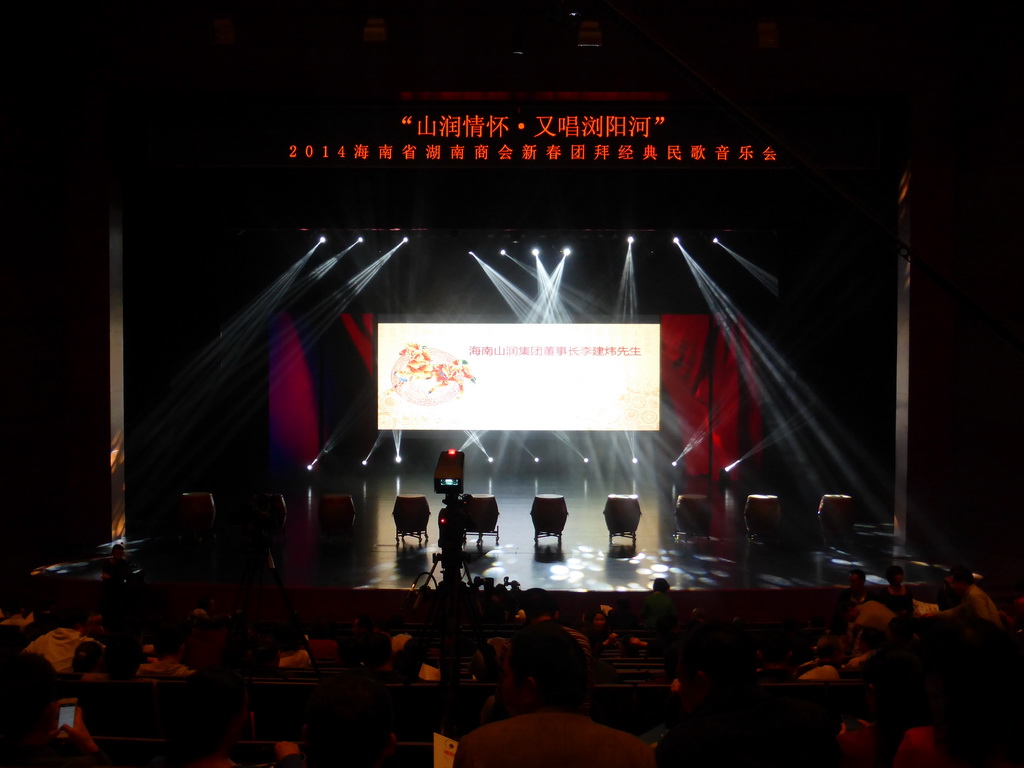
234, 526, 321, 677
410, 493, 489, 738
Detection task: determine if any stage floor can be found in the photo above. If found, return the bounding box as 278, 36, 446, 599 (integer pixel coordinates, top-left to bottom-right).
37, 456, 967, 600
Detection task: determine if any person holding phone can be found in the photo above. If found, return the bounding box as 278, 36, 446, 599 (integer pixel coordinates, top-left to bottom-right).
0, 652, 110, 766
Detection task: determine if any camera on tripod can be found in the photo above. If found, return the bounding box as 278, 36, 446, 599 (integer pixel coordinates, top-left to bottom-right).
434, 449, 470, 551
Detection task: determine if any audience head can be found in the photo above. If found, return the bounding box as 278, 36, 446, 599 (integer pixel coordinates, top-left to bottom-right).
60, 608, 104, 638
0, 652, 58, 746
503, 620, 587, 715
861, 645, 929, 765
921, 618, 1024, 765
153, 625, 186, 659
815, 635, 844, 664
947, 565, 975, 594
103, 634, 144, 680
848, 569, 867, 594
165, 667, 248, 765
884, 565, 904, 586
360, 631, 394, 670
110, 544, 126, 561
676, 623, 757, 713
353, 615, 374, 636
652, 577, 670, 594
757, 630, 793, 667
520, 588, 559, 623
886, 616, 917, 648
589, 610, 607, 629
71, 639, 104, 674
858, 627, 886, 654
305, 669, 395, 768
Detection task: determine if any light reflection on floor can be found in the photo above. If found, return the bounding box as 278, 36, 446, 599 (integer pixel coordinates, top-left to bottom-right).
41, 461, 999, 596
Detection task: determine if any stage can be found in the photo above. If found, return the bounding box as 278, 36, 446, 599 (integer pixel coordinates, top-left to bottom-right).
32, 451, 979, 626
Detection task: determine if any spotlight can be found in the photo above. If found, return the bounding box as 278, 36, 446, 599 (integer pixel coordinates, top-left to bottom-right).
671, 461, 678, 467
500, 249, 508, 256
402, 237, 409, 243
631, 457, 638, 464
307, 464, 314, 471
627, 236, 634, 244
562, 248, 571, 257
672, 237, 680, 244
532, 248, 540, 257
487, 456, 494, 463
534, 457, 540, 463
713, 237, 720, 245
361, 460, 368, 466
358, 236, 364, 243
724, 460, 741, 472
583, 457, 590, 464
395, 456, 402, 464
319, 236, 326, 244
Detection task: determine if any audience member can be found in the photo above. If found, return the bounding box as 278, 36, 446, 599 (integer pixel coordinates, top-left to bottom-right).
581, 609, 621, 658
844, 627, 886, 671
644, 578, 677, 630
97, 634, 144, 681
137, 626, 194, 677
755, 630, 795, 683
655, 623, 839, 768
894, 618, 1024, 767
798, 634, 844, 681
360, 631, 403, 683
0, 599, 34, 632
71, 640, 105, 675
606, 597, 640, 632
934, 566, 1003, 628
100, 544, 132, 631
275, 669, 395, 768
23, 609, 105, 673
838, 646, 929, 768
158, 667, 249, 768
878, 566, 915, 617
839, 570, 875, 609
275, 626, 312, 670
0, 652, 110, 767
453, 621, 656, 768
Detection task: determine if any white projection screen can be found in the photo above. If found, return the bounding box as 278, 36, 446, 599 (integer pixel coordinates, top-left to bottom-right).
377, 322, 660, 431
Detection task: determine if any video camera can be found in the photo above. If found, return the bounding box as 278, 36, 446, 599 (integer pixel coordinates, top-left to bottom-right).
434, 449, 464, 496
434, 449, 469, 551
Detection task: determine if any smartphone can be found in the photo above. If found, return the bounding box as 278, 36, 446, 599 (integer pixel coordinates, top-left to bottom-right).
56, 698, 77, 738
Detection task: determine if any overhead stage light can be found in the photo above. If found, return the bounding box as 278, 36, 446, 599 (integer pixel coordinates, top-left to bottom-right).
532, 248, 540, 257
307, 464, 314, 471
583, 457, 590, 464
627, 236, 634, 244
319, 236, 326, 244
672, 237, 680, 244
487, 456, 494, 463
632, 457, 638, 464
562, 248, 571, 257
713, 237, 720, 245
534, 457, 540, 463
395, 456, 402, 464
361, 460, 368, 466
671, 461, 678, 467
402, 237, 409, 243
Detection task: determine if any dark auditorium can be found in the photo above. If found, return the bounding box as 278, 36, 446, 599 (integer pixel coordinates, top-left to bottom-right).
3, 2, 1023, 768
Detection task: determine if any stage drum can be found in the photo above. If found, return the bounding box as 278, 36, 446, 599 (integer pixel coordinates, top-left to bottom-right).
318, 494, 356, 537
675, 493, 711, 538
180, 492, 216, 533
743, 494, 781, 540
